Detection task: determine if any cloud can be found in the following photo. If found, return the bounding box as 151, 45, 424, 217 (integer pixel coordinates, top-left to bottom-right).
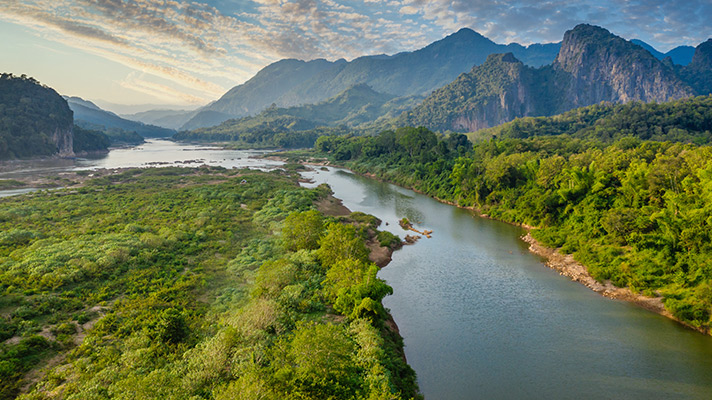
120, 73, 207, 104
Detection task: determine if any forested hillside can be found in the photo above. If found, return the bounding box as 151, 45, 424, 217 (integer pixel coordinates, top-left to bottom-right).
0, 74, 74, 160
312, 96, 712, 333
175, 85, 405, 148
477, 95, 712, 143
65, 96, 173, 139
397, 24, 707, 133
0, 168, 417, 399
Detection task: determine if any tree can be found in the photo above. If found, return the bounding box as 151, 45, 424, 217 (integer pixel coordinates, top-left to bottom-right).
281, 210, 324, 251
316, 223, 369, 267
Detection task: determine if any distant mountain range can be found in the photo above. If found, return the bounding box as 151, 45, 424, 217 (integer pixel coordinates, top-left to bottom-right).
174, 84, 415, 146
631, 40, 695, 65
0, 75, 141, 160
395, 24, 711, 133
65, 96, 175, 138
121, 109, 198, 130
178, 29, 562, 131
164, 25, 707, 139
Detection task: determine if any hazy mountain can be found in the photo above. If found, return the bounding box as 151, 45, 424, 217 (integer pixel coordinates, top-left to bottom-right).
176, 84, 397, 146
181, 59, 339, 130
397, 24, 701, 133
65, 96, 175, 138
631, 39, 695, 65
123, 109, 198, 130
181, 30, 562, 130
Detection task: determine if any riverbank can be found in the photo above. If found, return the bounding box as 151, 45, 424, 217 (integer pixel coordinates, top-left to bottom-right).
297, 160, 709, 336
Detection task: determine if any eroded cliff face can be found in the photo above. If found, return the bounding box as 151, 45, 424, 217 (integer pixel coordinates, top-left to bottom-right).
52, 125, 74, 157
680, 39, 712, 95
553, 24, 694, 108
452, 68, 536, 132
401, 24, 700, 133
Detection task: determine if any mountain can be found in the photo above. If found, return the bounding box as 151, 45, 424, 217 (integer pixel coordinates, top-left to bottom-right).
398, 24, 703, 133
181, 29, 562, 130
121, 109, 198, 130
274, 29, 560, 107
0, 73, 74, 159
175, 84, 397, 147
553, 24, 692, 106
631, 39, 695, 65
679, 39, 712, 96
181, 58, 339, 130
477, 95, 712, 143
0, 74, 117, 159
65, 96, 175, 138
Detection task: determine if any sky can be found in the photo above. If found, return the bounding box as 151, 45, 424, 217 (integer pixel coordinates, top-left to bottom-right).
2, 0, 711, 114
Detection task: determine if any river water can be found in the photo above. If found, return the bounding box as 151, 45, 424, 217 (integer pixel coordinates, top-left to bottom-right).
3, 141, 712, 399
300, 167, 712, 400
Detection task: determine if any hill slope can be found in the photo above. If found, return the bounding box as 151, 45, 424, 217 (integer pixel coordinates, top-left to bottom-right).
0, 73, 74, 159
181, 29, 561, 130
398, 24, 705, 133
66, 96, 174, 138
176, 84, 397, 147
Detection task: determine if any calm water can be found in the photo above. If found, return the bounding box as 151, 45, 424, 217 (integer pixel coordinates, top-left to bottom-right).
0, 139, 282, 181
301, 167, 712, 400
3, 143, 712, 398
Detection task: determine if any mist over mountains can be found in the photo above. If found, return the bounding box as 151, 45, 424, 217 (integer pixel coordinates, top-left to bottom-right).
177, 29, 562, 131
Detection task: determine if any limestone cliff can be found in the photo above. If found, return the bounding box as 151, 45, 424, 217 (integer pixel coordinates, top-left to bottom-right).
52, 125, 75, 157
680, 39, 712, 95
0, 73, 75, 159
553, 24, 693, 108
399, 24, 700, 133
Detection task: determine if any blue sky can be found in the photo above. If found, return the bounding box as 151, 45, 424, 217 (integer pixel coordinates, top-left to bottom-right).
2, 0, 710, 113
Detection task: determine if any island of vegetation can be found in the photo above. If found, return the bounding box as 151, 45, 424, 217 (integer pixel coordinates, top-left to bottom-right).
0, 167, 418, 399
304, 95, 712, 334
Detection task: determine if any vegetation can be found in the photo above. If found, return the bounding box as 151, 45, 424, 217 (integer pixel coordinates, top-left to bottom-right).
313, 99, 712, 332
174, 85, 403, 148
73, 122, 144, 146
66, 96, 174, 139
72, 125, 111, 153
477, 96, 712, 144
0, 74, 73, 160
0, 168, 418, 399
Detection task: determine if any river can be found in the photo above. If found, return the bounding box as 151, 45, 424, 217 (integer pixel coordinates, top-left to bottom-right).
3, 141, 712, 399
300, 167, 712, 399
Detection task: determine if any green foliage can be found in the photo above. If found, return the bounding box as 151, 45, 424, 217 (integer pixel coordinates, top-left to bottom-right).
314, 102, 712, 331
0, 73, 73, 160
2, 168, 418, 399
316, 223, 370, 266
480, 96, 712, 144
72, 124, 111, 153
281, 210, 324, 251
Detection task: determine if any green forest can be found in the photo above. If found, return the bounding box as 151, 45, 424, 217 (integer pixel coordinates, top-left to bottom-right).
0, 168, 417, 399
0, 74, 73, 160
309, 96, 712, 333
